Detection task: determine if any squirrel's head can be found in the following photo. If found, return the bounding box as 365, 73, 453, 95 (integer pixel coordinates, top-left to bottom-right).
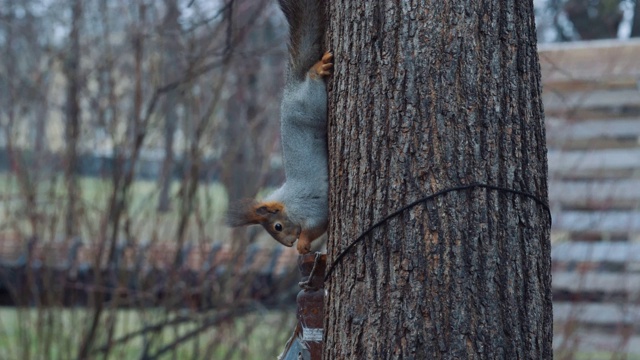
225, 199, 301, 247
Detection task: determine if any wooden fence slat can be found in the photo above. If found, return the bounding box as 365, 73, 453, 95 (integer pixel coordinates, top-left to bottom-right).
546, 118, 640, 150
553, 211, 640, 232
548, 148, 640, 173
553, 272, 640, 293
554, 333, 640, 353
539, 39, 640, 82
547, 118, 640, 140
543, 89, 640, 112
549, 180, 640, 205
552, 242, 640, 262
553, 303, 640, 325
544, 78, 639, 93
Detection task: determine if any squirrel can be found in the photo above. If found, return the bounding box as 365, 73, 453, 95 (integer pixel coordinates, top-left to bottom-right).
225, 0, 331, 254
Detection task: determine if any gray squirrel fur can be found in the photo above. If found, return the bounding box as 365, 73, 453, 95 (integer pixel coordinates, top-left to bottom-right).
226, 0, 330, 254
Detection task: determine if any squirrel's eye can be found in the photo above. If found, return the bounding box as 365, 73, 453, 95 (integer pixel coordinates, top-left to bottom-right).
274, 223, 283, 232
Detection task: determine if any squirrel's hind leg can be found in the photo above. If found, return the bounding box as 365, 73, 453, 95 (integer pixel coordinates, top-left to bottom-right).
309, 52, 333, 79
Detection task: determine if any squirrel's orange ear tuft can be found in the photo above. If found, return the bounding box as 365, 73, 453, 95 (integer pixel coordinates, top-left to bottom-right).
255, 201, 285, 216
225, 199, 261, 226
225, 199, 285, 227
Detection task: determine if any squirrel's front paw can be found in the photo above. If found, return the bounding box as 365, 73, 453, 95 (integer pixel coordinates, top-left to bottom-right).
296, 237, 312, 254
310, 52, 333, 79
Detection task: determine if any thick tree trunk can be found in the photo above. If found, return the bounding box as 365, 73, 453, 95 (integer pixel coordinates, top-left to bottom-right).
324, 1, 552, 359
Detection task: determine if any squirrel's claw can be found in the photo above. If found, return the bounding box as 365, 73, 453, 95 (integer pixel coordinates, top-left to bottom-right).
310, 51, 333, 79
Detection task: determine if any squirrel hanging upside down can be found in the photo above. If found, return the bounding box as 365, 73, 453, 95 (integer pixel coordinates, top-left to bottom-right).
225, 0, 331, 254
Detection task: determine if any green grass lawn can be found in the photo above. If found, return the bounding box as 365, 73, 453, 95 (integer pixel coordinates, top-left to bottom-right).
0, 172, 230, 243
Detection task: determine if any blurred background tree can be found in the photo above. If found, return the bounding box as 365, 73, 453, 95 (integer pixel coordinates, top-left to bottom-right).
0, 0, 299, 358
537, 0, 640, 41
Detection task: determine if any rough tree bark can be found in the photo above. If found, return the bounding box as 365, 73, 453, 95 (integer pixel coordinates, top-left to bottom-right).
324, 1, 552, 359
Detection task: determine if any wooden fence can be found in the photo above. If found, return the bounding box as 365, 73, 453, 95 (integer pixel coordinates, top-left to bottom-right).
553, 242, 640, 355
541, 39, 640, 356
542, 39, 640, 240
0, 238, 300, 309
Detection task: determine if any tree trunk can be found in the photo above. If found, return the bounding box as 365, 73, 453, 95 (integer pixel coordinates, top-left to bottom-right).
324, 1, 552, 359
563, 0, 622, 40
64, 0, 82, 239
631, 0, 640, 38
157, 0, 181, 212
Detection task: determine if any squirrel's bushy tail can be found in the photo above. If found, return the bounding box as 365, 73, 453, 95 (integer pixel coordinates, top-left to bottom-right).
278, 0, 325, 82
